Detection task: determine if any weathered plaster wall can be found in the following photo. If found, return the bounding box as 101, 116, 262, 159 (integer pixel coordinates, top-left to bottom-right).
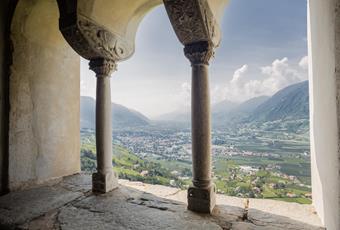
308, 0, 340, 229
9, 0, 80, 190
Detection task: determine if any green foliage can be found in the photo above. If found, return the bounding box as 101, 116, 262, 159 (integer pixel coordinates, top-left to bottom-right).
81, 131, 188, 189
272, 197, 311, 204
80, 130, 311, 204
212, 156, 311, 202
81, 157, 96, 172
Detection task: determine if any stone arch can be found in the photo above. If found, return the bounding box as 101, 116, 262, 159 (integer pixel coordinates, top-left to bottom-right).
56, 0, 165, 193
8, 0, 81, 191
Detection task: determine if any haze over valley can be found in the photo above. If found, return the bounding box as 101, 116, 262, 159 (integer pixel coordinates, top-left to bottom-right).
81, 81, 309, 129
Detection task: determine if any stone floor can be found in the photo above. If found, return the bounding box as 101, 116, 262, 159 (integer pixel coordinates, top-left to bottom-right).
0, 174, 325, 230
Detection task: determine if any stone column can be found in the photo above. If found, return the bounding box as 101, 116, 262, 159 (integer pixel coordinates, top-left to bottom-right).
184, 41, 216, 213
89, 58, 118, 193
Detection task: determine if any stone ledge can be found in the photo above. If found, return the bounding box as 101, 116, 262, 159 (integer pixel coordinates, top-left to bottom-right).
0, 174, 325, 230
120, 179, 323, 228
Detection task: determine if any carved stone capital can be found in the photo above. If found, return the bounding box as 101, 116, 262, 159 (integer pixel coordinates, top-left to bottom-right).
184, 41, 214, 65
59, 13, 134, 62
89, 58, 117, 77
164, 0, 221, 46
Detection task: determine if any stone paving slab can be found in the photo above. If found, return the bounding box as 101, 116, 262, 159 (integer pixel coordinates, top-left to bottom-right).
58, 187, 223, 230
0, 174, 326, 230
0, 184, 83, 228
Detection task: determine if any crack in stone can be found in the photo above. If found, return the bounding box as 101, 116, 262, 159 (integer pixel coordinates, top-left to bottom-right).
54, 209, 62, 230
164, 189, 182, 198
126, 197, 174, 212
0, 206, 11, 211
69, 204, 106, 214
212, 202, 251, 230
51, 189, 95, 229
242, 207, 248, 221
16, 209, 61, 230
247, 217, 300, 228
212, 220, 232, 230
157, 199, 182, 206
146, 204, 169, 211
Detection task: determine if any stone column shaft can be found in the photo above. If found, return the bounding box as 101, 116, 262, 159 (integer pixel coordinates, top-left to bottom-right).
89, 58, 118, 193
184, 41, 216, 213
96, 76, 113, 175
191, 64, 212, 188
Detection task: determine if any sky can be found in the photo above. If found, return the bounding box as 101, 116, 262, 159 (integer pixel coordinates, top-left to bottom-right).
80, 0, 308, 118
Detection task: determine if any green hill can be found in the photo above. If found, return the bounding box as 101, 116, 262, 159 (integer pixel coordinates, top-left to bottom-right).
80, 131, 187, 187
251, 81, 309, 122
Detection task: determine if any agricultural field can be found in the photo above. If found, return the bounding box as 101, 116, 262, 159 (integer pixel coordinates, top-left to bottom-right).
81, 127, 312, 204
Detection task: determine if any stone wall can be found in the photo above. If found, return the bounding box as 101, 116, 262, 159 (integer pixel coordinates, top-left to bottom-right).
0, 0, 12, 194
9, 0, 80, 190
308, 0, 340, 229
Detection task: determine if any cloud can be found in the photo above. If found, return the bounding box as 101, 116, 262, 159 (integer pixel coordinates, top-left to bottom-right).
217, 64, 255, 102
260, 57, 305, 93
214, 57, 308, 103
231, 64, 248, 86
299, 55, 308, 70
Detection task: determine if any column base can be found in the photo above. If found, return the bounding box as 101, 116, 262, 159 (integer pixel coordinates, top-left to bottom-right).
92, 171, 118, 193
187, 184, 216, 213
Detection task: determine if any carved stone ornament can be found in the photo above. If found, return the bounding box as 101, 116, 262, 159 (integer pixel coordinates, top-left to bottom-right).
59, 14, 134, 62
89, 58, 117, 77
184, 41, 214, 65
163, 0, 220, 46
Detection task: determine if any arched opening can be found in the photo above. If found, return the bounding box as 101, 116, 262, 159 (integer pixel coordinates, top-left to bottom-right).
79, 0, 312, 207
79, 5, 192, 186
209, 0, 311, 204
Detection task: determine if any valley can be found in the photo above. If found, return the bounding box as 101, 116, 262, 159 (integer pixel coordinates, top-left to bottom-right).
81, 119, 311, 204
80, 80, 312, 204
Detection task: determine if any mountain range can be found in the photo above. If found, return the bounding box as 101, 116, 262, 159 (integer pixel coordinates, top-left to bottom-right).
212, 96, 270, 126
155, 81, 309, 126
80, 96, 150, 129
213, 81, 309, 126
251, 81, 309, 122
80, 81, 309, 129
